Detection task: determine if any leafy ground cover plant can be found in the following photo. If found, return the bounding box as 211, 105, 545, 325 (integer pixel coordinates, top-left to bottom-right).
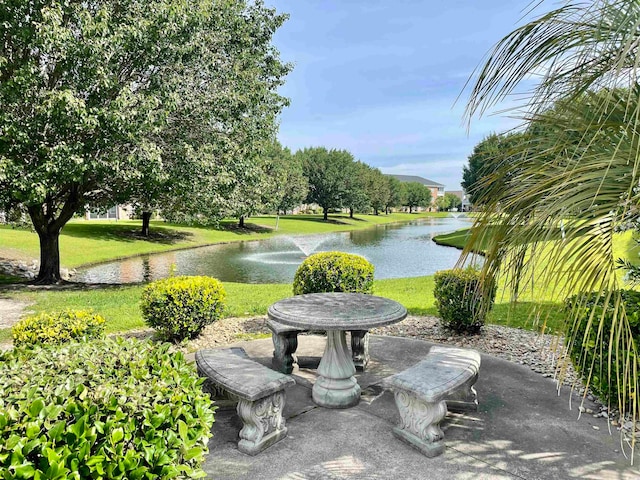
0, 338, 215, 479
292, 251, 374, 295
12, 309, 105, 347
434, 268, 496, 333
141, 276, 226, 341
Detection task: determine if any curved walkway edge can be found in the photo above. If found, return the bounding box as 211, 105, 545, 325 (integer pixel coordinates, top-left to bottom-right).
202, 335, 639, 480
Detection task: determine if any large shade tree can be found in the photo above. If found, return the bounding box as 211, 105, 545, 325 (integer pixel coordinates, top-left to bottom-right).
402, 182, 431, 213
263, 142, 308, 215
366, 167, 391, 215
342, 161, 371, 218
0, 0, 289, 283
445, 192, 462, 211
464, 0, 640, 430
385, 176, 404, 214
298, 147, 354, 220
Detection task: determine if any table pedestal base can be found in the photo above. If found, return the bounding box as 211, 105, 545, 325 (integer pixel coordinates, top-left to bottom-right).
312, 330, 361, 408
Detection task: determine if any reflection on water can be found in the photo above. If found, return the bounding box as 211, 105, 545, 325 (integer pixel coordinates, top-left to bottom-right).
76, 217, 481, 284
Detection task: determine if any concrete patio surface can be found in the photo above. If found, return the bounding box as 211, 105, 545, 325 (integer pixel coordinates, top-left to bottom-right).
201, 334, 640, 480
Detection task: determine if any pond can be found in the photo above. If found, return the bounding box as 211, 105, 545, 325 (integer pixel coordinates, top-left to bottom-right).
75, 217, 477, 284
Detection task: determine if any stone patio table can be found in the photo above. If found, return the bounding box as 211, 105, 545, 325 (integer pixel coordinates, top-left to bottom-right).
267, 292, 407, 408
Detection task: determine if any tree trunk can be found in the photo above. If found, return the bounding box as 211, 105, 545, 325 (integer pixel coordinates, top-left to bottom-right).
409, 206, 413, 213
141, 211, 152, 237
374, 208, 379, 215
349, 208, 354, 218
35, 230, 62, 284
28, 190, 81, 285
323, 207, 328, 221
239, 215, 245, 228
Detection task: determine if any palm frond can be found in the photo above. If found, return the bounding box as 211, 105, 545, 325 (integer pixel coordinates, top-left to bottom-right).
461, 59, 640, 450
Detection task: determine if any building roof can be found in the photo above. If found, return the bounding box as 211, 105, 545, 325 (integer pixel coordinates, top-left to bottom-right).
447, 190, 464, 199
386, 174, 445, 188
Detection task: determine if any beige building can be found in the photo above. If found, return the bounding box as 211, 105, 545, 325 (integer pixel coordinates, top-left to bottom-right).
386, 174, 445, 211
84, 204, 134, 220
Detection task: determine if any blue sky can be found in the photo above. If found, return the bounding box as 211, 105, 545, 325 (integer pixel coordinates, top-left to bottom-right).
265, 0, 540, 190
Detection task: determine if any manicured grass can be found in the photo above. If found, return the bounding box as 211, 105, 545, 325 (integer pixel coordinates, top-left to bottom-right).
432, 229, 470, 250
373, 276, 437, 316
0, 212, 443, 268
0, 273, 565, 344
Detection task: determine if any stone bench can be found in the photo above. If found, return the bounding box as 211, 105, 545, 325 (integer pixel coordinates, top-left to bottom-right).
387, 345, 481, 457
267, 318, 370, 373
195, 347, 296, 455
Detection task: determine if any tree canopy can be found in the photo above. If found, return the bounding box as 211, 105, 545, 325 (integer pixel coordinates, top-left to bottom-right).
461, 132, 528, 207
260, 142, 308, 215
298, 147, 354, 220
402, 182, 431, 213
445, 192, 462, 211
366, 168, 391, 215
385, 176, 404, 214
0, 0, 289, 282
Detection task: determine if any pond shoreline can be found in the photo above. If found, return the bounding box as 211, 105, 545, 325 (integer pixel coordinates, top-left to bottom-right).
75, 216, 471, 284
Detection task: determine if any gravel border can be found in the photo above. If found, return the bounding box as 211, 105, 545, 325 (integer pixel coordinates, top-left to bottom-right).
186, 314, 579, 386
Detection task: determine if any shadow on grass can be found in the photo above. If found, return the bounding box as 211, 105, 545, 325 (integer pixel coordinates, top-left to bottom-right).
218, 222, 273, 235
158, 219, 273, 236
62, 223, 192, 244
276, 215, 353, 226
0, 281, 142, 293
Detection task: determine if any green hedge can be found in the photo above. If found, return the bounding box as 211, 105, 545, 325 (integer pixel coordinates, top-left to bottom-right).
0, 338, 215, 479
565, 290, 640, 403
12, 309, 106, 348
141, 276, 226, 341
433, 268, 496, 333
292, 251, 374, 295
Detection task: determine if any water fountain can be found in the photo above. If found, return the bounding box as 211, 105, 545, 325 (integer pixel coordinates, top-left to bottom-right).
285, 235, 329, 256
244, 234, 332, 265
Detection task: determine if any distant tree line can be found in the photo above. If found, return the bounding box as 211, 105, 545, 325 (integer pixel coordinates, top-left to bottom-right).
220, 145, 437, 223
293, 147, 434, 220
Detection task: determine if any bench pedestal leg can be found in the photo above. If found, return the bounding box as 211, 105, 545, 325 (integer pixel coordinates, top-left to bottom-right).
350, 330, 369, 372
313, 330, 361, 408
237, 391, 288, 455
392, 390, 447, 457
271, 332, 298, 374
445, 377, 479, 412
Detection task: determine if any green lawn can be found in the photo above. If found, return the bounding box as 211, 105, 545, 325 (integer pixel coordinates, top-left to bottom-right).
432, 229, 470, 249
0, 212, 445, 268
0, 274, 566, 344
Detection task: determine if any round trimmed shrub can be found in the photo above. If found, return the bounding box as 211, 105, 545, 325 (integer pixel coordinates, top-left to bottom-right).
433, 267, 496, 333
141, 276, 226, 341
292, 251, 374, 295
12, 309, 106, 348
0, 338, 215, 479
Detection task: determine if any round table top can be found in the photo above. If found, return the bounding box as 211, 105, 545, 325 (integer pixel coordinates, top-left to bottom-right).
267, 292, 407, 330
